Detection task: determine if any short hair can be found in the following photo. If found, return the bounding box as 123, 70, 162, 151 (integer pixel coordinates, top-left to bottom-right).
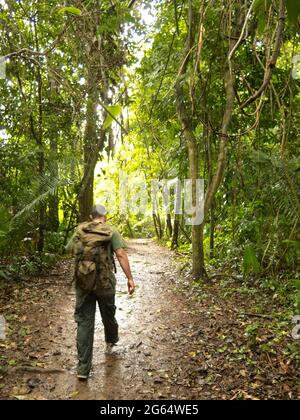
90, 204, 107, 219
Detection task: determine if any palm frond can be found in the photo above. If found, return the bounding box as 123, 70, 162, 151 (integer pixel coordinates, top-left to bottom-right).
10, 174, 71, 230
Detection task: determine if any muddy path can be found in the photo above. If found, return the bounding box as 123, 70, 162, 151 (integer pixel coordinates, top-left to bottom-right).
0, 240, 299, 400
1, 240, 198, 400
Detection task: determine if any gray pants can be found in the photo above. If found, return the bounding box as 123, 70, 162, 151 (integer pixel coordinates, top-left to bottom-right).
74, 288, 119, 376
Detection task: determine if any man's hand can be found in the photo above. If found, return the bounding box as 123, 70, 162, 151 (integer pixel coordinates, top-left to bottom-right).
127, 278, 135, 295
115, 248, 135, 295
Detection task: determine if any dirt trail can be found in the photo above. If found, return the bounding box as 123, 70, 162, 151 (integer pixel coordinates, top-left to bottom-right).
1, 240, 200, 400
1, 240, 299, 400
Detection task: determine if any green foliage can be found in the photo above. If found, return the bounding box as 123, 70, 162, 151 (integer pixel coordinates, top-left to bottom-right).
103, 105, 123, 129
244, 322, 260, 348
253, 0, 271, 35
0, 207, 10, 251
44, 231, 66, 255
177, 243, 192, 254
8, 253, 57, 277
0, 0, 136, 260
249, 150, 270, 164
0, 270, 8, 281
243, 246, 261, 275
286, 0, 300, 25
293, 280, 300, 313
10, 174, 66, 231
58, 7, 82, 16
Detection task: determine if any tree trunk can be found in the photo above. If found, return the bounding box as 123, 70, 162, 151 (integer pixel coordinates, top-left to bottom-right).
205, 111, 215, 259
166, 213, 173, 238
171, 214, 179, 250
210, 204, 215, 259
37, 72, 45, 252
153, 213, 163, 240
176, 125, 205, 279
175, 0, 206, 279
33, 16, 45, 252
48, 192, 60, 232
78, 69, 99, 222
204, 50, 235, 217
49, 138, 59, 232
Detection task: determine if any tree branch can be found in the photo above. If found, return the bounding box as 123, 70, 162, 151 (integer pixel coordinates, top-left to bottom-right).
204, 67, 235, 215
128, 0, 139, 8
4, 19, 75, 60
228, 0, 255, 61
240, 0, 286, 109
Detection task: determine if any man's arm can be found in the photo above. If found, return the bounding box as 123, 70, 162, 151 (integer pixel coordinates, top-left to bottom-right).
115, 248, 135, 295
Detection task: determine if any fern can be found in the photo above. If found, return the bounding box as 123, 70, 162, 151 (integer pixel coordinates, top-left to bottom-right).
250, 151, 300, 223
9, 164, 74, 231
243, 245, 261, 275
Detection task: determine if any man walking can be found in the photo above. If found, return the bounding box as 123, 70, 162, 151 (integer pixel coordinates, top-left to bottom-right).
72, 204, 135, 380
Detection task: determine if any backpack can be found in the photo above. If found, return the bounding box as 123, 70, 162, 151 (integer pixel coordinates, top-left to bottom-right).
73, 221, 114, 291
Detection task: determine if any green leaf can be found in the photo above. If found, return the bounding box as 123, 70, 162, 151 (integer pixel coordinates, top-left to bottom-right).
253, 0, 263, 14
286, 0, 300, 25
103, 105, 122, 130
58, 7, 82, 16
0, 270, 8, 280
249, 150, 270, 164
297, 292, 300, 313
282, 239, 300, 250
292, 280, 300, 291
243, 246, 260, 275
253, 0, 271, 35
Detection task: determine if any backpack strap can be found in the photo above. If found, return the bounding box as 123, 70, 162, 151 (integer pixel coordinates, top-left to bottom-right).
112, 255, 117, 274
94, 246, 101, 280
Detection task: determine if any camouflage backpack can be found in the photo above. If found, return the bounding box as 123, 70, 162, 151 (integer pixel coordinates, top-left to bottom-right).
73, 221, 114, 291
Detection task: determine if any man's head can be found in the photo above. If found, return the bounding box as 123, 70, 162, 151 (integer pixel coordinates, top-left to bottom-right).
90, 204, 107, 221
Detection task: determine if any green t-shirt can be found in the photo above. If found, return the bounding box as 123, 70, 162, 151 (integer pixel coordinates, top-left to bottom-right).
105, 229, 126, 295
111, 229, 126, 252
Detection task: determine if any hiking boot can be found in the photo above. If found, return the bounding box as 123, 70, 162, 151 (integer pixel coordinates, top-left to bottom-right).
105, 342, 116, 354
77, 373, 88, 380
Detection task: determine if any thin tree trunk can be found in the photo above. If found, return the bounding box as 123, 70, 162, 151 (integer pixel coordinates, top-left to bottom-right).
49, 138, 59, 232
166, 213, 173, 238
204, 97, 215, 259
153, 214, 162, 240
171, 214, 179, 250
78, 68, 99, 222
157, 213, 163, 240
153, 213, 163, 240
33, 16, 45, 252
210, 204, 215, 259
178, 109, 205, 279
175, 0, 207, 280
240, 0, 286, 109
37, 71, 45, 252
204, 66, 235, 216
